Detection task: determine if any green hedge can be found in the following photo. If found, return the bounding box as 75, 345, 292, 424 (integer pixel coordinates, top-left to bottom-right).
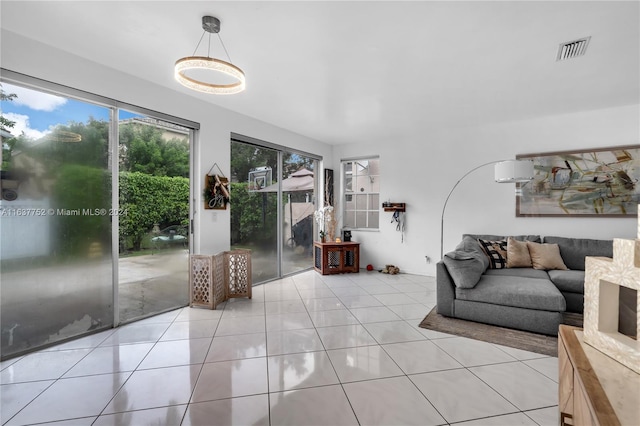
229, 182, 279, 246
52, 164, 111, 256
119, 172, 189, 251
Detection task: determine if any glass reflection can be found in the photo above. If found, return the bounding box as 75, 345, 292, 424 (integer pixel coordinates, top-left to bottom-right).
230, 142, 279, 282
1, 83, 113, 358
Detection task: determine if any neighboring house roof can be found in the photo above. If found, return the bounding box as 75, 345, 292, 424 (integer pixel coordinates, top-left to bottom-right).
258, 168, 315, 192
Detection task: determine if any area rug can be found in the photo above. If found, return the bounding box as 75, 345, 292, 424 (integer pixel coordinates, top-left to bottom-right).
419, 307, 583, 357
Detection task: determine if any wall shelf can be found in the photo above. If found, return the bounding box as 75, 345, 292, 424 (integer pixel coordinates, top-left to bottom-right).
382, 202, 405, 212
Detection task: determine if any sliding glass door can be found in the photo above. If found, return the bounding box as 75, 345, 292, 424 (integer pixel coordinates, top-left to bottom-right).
282, 153, 317, 276
1, 83, 114, 358
230, 138, 319, 282
0, 77, 196, 358
230, 142, 279, 282
117, 112, 191, 323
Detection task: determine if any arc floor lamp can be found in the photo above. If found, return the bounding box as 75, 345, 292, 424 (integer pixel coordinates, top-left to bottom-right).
440, 159, 534, 259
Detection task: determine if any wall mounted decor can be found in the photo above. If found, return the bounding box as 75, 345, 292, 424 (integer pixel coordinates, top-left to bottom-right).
516, 145, 640, 217
324, 168, 334, 207
204, 163, 230, 210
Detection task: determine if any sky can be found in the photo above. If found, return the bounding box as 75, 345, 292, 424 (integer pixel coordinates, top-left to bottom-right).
1, 83, 139, 140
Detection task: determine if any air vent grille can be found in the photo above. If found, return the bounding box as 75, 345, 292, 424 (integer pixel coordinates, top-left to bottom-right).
557, 37, 591, 61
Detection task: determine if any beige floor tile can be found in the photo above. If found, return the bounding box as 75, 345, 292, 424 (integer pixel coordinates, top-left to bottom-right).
269, 385, 359, 425
268, 351, 339, 392
191, 357, 268, 402
6, 373, 130, 425
344, 376, 445, 425
206, 332, 266, 362
327, 345, 403, 383
102, 366, 199, 414
183, 394, 270, 426
93, 405, 187, 425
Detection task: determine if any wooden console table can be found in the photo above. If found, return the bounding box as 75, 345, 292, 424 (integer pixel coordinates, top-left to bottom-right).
313, 241, 360, 275
558, 325, 639, 426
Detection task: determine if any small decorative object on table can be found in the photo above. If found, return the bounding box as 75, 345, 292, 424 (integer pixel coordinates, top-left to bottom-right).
315, 205, 337, 241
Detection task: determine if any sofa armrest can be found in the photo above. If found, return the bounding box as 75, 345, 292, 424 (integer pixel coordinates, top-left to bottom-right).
436, 261, 456, 316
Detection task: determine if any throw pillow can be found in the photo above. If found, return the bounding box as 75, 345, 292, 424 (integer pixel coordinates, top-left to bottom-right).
443, 250, 487, 289
455, 236, 490, 269
477, 239, 508, 269
506, 236, 532, 268
526, 241, 569, 270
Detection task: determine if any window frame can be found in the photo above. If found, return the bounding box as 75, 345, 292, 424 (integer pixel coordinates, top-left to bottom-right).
341, 156, 380, 231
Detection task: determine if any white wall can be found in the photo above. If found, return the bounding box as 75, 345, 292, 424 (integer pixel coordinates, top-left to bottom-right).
333, 103, 640, 276
3, 30, 638, 278
0, 30, 333, 256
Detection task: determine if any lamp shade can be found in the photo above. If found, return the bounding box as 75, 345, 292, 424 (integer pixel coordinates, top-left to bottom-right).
494, 160, 534, 183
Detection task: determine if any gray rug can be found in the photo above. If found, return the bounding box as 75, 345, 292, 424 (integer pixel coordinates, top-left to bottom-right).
419, 307, 583, 357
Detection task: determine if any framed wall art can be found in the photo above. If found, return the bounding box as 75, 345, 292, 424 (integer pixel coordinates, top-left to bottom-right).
516, 145, 640, 217
204, 163, 230, 210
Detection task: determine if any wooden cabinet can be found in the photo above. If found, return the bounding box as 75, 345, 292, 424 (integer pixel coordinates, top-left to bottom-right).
314, 241, 360, 275
558, 325, 639, 426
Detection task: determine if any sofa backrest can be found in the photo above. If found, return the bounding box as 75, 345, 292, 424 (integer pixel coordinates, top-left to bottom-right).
543, 236, 613, 270
462, 234, 542, 243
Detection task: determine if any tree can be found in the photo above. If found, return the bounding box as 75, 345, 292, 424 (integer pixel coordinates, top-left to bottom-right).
229, 182, 279, 246
230, 142, 279, 184
230, 141, 316, 184
1, 85, 18, 170
120, 122, 189, 178
0, 85, 17, 133
40, 119, 110, 169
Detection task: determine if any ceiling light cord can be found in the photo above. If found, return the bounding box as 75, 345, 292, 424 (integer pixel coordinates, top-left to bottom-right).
191, 30, 207, 57
217, 33, 233, 64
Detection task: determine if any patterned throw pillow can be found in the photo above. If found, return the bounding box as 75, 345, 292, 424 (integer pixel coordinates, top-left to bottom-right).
477, 239, 508, 269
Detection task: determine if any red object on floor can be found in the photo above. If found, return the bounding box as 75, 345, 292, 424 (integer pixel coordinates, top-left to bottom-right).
366, 264, 374, 271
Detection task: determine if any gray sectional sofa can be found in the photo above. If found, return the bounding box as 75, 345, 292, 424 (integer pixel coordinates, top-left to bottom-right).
436, 234, 613, 336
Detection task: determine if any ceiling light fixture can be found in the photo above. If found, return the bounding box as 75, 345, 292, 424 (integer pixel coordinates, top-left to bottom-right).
48, 130, 82, 143
174, 16, 245, 95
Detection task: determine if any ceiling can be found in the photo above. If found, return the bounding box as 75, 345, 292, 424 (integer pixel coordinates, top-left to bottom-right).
1, 1, 638, 145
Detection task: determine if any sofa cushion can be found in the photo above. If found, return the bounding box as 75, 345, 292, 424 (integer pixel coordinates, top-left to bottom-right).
478, 239, 508, 269
443, 250, 487, 289
485, 268, 550, 280
507, 237, 532, 268
548, 270, 585, 294
455, 235, 490, 263
543, 236, 613, 270
455, 275, 566, 312
527, 242, 569, 270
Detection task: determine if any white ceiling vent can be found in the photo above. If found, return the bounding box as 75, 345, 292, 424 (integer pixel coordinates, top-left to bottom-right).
557, 36, 591, 61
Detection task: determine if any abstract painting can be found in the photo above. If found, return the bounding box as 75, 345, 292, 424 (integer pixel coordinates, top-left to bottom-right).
516, 145, 640, 217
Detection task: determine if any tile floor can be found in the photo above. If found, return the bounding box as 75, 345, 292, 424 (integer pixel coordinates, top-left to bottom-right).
0, 271, 559, 425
